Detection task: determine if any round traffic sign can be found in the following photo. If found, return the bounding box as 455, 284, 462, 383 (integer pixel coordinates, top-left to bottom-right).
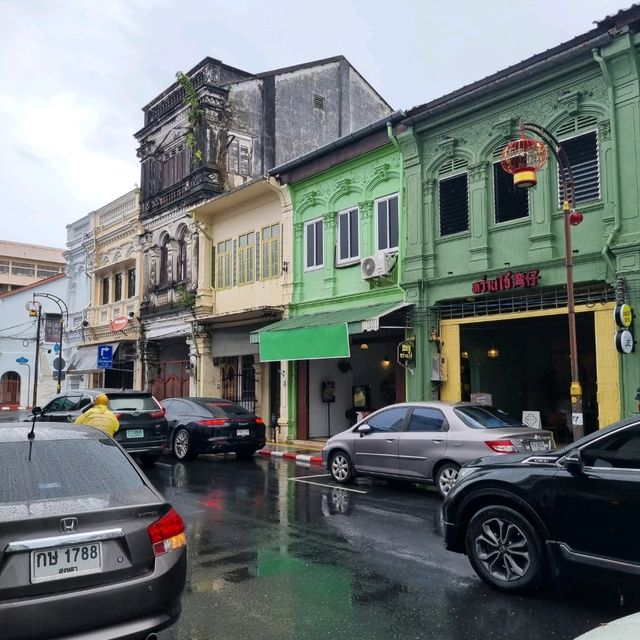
53, 357, 66, 371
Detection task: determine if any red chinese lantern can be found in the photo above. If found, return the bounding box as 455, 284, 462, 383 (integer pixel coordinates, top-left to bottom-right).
569, 211, 584, 226
500, 133, 548, 188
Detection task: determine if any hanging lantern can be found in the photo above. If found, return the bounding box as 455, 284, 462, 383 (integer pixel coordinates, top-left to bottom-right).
500, 132, 548, 188
569, 211, 584, 226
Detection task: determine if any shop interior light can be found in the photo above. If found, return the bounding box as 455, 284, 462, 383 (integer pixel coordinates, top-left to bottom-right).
382, 356, 390, 367
461, 351, 469, 359
486, 346, 500, 359
360, 343, 369, 350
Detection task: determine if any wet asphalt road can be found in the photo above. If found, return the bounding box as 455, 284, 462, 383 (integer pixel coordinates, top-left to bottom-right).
2, 410, 637, 639
144, 454, 640, 640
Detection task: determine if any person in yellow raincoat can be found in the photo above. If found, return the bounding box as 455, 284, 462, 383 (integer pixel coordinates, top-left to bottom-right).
74, 393, 120, 437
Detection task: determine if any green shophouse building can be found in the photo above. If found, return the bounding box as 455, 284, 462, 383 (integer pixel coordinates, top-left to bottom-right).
257, 113, 409, 440
397, 6, 640, 437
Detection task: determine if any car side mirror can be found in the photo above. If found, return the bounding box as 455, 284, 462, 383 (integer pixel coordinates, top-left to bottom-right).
31, 406, 42, 416
357, 424, 372, 437
563, 449, 584, 475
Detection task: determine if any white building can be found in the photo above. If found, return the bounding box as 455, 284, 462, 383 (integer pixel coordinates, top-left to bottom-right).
0, 274, 68, 408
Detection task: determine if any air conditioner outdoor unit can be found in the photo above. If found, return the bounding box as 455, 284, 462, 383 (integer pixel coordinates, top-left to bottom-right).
360, 253, 396, 280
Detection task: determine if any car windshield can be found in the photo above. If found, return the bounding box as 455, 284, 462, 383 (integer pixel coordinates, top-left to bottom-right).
454, 405, 525, 429
203, 401, 252, 418
108, 395, 159, 411
0, 439, 145, 505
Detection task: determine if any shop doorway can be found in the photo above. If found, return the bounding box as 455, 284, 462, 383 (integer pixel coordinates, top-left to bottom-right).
460, 313, 597, 439
0, 371, 20, 405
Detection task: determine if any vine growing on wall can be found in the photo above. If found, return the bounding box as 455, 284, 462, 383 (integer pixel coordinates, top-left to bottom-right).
176, 71, 204, 161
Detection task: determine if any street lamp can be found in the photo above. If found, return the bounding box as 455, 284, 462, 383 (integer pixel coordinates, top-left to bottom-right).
500, 121, 584, 441
34, 292, 69, 394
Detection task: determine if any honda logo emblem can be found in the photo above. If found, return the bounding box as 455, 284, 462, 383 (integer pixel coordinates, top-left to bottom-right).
60, 517, 78, 533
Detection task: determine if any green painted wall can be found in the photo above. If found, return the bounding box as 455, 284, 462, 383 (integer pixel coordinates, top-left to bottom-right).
398, 32, 640, 421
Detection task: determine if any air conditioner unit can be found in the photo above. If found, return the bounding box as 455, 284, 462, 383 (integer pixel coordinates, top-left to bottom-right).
360, 253, 396, 280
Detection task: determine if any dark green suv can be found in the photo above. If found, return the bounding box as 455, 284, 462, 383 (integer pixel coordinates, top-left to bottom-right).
38, 389, 168, 464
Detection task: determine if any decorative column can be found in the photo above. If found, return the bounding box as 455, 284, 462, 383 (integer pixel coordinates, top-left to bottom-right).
187, 323, 214, 396
468, 161, 490, 270
358, 200, 374, 257
292, 222, 305, 304
322, 210, 337, 297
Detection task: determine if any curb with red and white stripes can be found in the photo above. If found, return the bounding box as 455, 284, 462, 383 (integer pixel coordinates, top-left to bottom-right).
1, 405, 28, 411
257, 449, 324, 467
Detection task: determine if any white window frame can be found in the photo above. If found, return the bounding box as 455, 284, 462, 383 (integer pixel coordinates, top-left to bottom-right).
336, 207, 360, 265
304, 218, 324, 271
374, 193, 399, 253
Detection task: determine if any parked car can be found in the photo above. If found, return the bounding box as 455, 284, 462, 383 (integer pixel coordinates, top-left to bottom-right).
322, 402, 555, 497
442, 415, 640, 593
37, 389, 168, 464
162, 397, 266, 461
0, 417, 186, 640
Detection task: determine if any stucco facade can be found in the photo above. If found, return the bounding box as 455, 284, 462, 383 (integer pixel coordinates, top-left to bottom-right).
264, 118, 408, 440
398, 7, 640, 437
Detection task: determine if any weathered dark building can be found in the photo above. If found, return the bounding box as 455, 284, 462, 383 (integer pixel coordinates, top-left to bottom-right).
134, 56, 392, 398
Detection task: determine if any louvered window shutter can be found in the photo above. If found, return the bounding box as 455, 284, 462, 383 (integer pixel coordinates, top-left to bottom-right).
439, 173, 469, 236
256, 230, 261, 281
558, 131, 599, 204
211, 245, 216, 287
233, 239, 237, 287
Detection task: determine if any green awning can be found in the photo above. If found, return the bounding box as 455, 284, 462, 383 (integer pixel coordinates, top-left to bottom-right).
254, 301, 408, 362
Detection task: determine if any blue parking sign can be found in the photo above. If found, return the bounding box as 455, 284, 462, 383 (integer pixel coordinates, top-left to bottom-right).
97, 345, 113, 369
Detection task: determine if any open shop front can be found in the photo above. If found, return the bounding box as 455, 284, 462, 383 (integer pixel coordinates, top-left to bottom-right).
255, 302, 412, 440
437, 303, 620, 443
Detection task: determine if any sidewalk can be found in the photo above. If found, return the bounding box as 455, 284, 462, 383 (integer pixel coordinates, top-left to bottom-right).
257, 439, 326, 467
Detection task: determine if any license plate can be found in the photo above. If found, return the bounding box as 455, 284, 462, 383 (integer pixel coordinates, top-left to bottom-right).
31, 542, 102, 583
529, 441, 549, 451
237, 429, 250, 437
126, 429, 145, 438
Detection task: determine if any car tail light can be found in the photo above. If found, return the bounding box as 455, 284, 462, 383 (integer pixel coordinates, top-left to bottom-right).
255, 417, 264, 424
113, 413, 123, 420
197, 419, 226, 426
485, 440, 518, 453
148, 508, 187, 557
149, 409, 166, 419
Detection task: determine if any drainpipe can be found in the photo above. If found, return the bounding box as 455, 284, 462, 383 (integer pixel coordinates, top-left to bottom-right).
387, 122, 404, 285
592, 48, 621, 280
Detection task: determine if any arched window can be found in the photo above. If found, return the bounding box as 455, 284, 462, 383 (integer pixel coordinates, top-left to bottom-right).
159, 236, 170, 287
177, 228, 188, 282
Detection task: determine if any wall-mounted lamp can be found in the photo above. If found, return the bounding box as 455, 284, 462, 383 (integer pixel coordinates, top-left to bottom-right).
487, 346, 500, 359
282, 261, 289, 273
382, 356, 390, 367
428, 328, 440, 342
360, 343, 369, 350
461, 351, 469, 359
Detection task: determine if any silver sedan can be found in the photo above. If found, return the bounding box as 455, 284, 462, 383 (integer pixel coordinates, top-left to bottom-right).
322, 402, 555, 497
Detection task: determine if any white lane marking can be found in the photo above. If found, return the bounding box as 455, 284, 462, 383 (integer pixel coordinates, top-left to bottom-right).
289, 478, 367, 494
297, 473, 331, 479
155, 462, 173, 468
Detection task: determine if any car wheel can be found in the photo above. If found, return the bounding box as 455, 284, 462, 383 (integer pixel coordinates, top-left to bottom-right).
173, 428, 196, 461
435, 462, 460, 498
330, 451, 354, 484
465, 506, 547, 593
236, 448, 257, 461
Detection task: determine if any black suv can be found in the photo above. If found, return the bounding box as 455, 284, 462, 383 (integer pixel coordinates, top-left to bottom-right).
443, 415, 640, 593
38, 389, 168, 464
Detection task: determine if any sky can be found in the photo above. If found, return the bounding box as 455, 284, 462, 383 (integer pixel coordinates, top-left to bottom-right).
0, 0, 629, 249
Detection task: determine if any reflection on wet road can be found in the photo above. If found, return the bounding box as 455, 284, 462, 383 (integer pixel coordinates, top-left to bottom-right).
145, 455, 638, 640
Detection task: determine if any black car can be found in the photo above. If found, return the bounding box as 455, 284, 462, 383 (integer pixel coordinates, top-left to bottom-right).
162, 397, 266, 461
0, 418, 186, 640
38, 389, 168, 464
442, 415, 640, 593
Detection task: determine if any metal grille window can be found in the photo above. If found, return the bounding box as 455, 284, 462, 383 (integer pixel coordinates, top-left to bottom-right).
114, 272, 123, 302
305, 219, 324, 270
216, 239, 232, 289
177, 230, 188, 282
238, 232, 256, 284
11, 262, 35, 277
337, 208, 359, 264
376, 194, 399, 252
0, 260, 9, 274
44, 314, 61, 343
558, 131, 600, 205
37, 265, 60, 278
102, 277, 110, 305
227, 135, 252, 176
261, 224, 280, 279
439, 173, 469, 236
313, 93, 325, 111
494, 161, 529, 223
127, 268, 136, 298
